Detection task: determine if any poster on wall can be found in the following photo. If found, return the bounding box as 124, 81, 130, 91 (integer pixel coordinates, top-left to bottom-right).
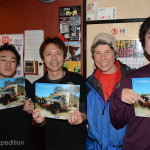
64, 41, 81, 61
0, 34, 24, 77
63, 41, 81, 74
59, 6, 81, 41
117, 39, 145, 69
64, 61, 81, 74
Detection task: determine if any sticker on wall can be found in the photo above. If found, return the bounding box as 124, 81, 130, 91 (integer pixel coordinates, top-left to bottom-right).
120, 29, 126, 34
111, 28, 118, 35
98, 7, 116, 20
111, 28, 126, 35
86, 2, 98, 21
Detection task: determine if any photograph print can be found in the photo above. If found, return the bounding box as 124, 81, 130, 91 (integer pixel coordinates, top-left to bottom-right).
35, 83, 80, 120
132, 78, 150, 117
0, 77, 26, 110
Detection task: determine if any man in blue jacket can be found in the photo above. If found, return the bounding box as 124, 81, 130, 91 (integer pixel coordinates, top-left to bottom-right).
86, 33, 131, 150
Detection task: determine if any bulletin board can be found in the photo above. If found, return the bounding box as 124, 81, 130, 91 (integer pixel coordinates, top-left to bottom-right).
86, 22, 149, 77
86, 0, 150, 20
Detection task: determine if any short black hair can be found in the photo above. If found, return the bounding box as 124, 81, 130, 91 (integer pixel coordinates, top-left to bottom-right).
40, 37, 67, 60
139, 17, 150, 49
0, 43, 20, 65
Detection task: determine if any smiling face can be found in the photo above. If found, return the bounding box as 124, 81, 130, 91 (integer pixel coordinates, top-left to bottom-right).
94, 44, 116, 74
0, 50, 18, 79
43, 43, 64, 74
145, 29, 150, 55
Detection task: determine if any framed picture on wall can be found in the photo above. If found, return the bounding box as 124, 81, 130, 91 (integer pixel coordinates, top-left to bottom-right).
24, 61, 35, 74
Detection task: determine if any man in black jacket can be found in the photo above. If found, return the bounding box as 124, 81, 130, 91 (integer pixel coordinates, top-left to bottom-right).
32, 37, 87, 150
0, 43, 35, 150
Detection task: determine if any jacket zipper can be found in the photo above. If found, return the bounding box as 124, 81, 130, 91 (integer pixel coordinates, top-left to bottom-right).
102, 99, 110, 115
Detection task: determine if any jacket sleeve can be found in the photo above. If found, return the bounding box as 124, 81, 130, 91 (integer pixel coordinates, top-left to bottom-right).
109, 75, 134, 129
25, 79, 34, 101
79, 75, 87, 114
